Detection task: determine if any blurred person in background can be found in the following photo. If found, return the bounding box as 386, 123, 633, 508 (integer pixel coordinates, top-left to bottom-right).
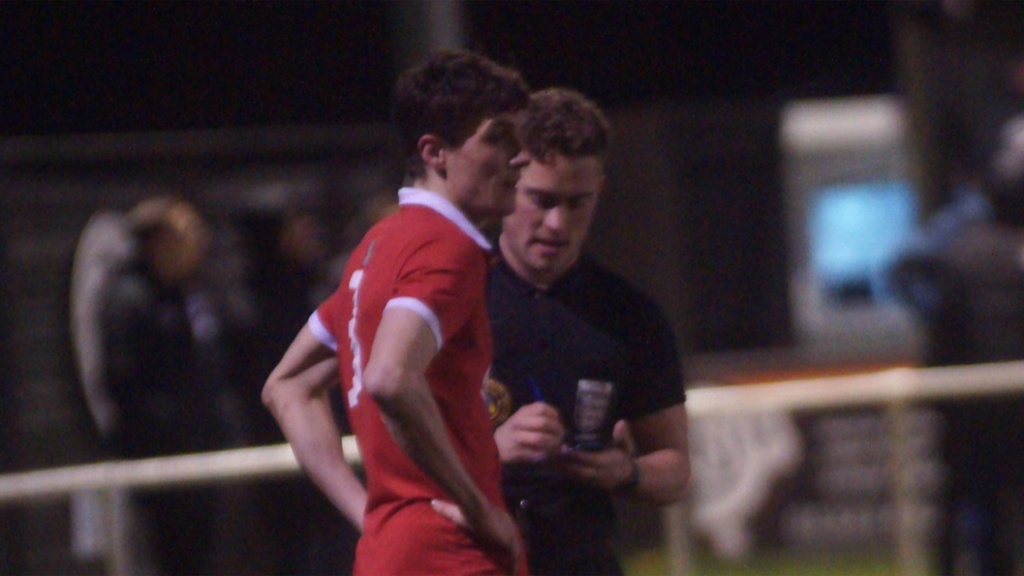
232, 205, 336, 448
893, 111, 1024, 576
261, 49, 531, 575
230, 203, 358, 575
480, 88, 690, 575
99, 196, 242, 575
919, 113, 1024, 576
888, 8, 1024, 572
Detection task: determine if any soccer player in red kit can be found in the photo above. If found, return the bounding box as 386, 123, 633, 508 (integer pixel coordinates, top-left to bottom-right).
262, 50, 530, 575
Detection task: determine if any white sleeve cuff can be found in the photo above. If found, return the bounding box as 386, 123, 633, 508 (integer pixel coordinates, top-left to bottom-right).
385, 297, 443, 351
308, 310, 337, 351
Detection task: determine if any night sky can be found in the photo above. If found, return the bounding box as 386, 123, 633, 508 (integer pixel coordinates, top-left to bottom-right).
0, 1, 896, 137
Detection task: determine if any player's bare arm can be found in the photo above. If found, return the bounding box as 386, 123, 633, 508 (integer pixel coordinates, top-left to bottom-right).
364, 306, 521, 572
262, 325, 367, 530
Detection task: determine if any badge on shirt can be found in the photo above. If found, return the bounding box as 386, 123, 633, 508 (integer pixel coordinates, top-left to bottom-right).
483, 377, 513, 427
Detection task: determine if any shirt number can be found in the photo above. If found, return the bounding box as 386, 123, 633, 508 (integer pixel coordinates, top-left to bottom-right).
347, 269, 365, 408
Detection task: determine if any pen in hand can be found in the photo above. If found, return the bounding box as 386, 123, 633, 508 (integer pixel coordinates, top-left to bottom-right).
526, 376, 568, 459
528, 376, 545, 403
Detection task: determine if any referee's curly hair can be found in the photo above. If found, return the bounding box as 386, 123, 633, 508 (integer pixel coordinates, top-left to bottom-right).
520, 88, 612, 163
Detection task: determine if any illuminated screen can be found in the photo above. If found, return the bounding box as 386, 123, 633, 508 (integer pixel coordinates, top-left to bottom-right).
808, 180, 918, 303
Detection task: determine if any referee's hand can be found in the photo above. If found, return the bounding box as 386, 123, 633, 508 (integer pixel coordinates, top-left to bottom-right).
494, 402, 565, 463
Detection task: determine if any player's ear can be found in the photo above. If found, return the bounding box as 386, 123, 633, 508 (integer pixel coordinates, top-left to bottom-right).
418, 134, 447, 178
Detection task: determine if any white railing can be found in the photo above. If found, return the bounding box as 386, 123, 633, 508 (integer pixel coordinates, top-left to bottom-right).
666, 360, 1024, 576
3, 361, 1024, 575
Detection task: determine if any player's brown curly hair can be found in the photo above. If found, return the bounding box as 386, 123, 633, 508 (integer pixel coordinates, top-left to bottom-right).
392, 50, 530, 180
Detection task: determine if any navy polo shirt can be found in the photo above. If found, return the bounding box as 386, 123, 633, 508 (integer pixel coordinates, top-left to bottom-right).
486, 255, 685, 553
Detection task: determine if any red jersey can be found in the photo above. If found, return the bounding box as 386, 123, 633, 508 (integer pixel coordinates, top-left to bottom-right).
312, 187, 519, 575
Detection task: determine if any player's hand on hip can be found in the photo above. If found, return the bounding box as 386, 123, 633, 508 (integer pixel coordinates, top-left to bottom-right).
494, 402, 565, 463
431, 499, 522, 574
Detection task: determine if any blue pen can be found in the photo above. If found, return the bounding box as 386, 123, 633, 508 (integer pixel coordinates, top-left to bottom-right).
528, 376, 545, 402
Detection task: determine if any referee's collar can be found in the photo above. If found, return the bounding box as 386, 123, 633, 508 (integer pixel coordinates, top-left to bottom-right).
398, 187, 492, 250
492, 254, 586, 297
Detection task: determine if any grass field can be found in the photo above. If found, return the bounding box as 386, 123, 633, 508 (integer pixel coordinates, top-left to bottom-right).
624, 547, 917, 576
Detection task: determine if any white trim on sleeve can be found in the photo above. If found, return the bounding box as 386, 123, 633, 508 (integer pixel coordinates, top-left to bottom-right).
308, 310, 337, 351
398, 187, 492, 250
385, 296, 443, 351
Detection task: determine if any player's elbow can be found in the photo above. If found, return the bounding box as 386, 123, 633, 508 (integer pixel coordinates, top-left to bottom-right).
261, 377, 280, 415
362, 361, 404, 406
261, 373, 290, 418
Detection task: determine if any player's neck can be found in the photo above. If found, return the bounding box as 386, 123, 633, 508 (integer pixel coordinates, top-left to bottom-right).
412, 172, 484, 227
412, 171, 455, 204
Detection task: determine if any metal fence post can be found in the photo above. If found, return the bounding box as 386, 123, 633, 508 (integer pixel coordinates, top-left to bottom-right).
105, 487, 131, 576
886, 369, 929, 576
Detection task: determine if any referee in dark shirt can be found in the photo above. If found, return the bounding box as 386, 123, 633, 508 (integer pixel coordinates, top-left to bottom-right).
484, 88, 690, 576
